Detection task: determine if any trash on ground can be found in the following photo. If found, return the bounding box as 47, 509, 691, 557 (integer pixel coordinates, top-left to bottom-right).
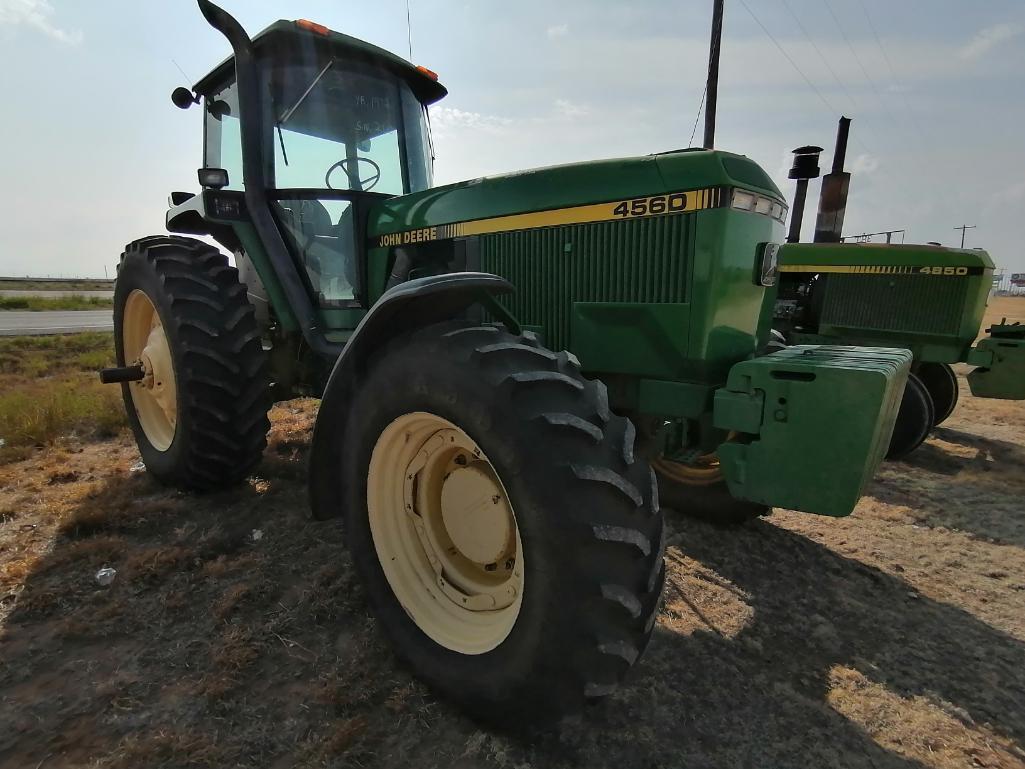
95, 567, 117, 586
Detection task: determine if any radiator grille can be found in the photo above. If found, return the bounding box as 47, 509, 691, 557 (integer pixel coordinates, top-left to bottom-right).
820, 274, 968, 335
480, 215, 692, 349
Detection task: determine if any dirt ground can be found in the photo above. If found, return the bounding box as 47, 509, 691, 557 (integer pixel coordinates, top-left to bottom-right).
1, 300, 1024, 769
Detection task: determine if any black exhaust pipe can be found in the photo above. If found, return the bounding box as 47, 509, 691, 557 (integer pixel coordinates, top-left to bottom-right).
786, 145, 822, 244
814, 117, 852, 243
194, 1, 341, 360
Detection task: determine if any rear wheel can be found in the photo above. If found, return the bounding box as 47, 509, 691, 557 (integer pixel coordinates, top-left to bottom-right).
339, 322, 665, 720
917, 362, 959, 426
886, 372, 935, 460
114, 236, 271, 490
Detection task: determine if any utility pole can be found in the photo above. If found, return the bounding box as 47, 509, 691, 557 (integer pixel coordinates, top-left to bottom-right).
953, 224, 975, 248
703, 0, 725, 149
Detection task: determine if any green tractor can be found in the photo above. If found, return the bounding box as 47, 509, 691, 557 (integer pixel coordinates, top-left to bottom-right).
100, 1, 910, 717
771, 129, 1025, 459
774, 243, 1025, 457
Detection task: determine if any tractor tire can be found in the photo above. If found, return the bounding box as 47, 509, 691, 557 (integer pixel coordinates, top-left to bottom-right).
114, 235, 271, 490
652, 462, 768, 526
885, 372, 935, 460
917, 362, 959, 426
338, 322, 665, 721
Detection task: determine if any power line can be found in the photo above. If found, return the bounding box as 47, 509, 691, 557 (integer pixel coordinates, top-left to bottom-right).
688, 83, 707, 148
777, 0, 893, 156
737, 0, 840, 116
855, 0, 933, 150
822, 0, 902, 133
779, 0, 861, 115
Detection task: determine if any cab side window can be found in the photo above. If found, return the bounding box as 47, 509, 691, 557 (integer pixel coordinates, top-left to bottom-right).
203, 80, 244, 190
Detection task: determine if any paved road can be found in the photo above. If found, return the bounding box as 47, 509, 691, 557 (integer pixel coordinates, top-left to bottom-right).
0, 289, 114, 298
0, 310, 114, 336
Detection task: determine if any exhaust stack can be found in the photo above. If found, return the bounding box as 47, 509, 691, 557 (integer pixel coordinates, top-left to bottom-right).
786, 145, 822, 244
814, 117, 852, 243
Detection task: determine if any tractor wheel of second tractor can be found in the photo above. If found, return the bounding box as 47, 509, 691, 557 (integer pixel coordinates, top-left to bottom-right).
337, 321, 665, 720
885, 372, 935, 460
113, 236, 271, 490
916, 362, 959, 426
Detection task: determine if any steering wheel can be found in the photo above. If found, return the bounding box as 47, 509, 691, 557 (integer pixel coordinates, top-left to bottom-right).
325, 157, 381, 191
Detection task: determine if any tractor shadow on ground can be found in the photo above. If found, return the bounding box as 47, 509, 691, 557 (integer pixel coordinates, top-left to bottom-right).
869, 427, 1025, 548
2, 450, 1024, 768
546, 514, 1025, 769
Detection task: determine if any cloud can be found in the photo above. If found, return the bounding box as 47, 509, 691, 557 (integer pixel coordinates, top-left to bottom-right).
554, 98, 589, 120
957, 22, 1022, 61
546, 23, 569, 39
851, 153, 879, 175
431, 107, 512, 135
0, 0, 81, 44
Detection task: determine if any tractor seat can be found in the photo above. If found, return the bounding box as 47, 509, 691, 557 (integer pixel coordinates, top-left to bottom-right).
276, 198, 357, 302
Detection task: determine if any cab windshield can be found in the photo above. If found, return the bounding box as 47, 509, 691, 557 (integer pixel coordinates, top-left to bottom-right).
267, 61, 432, 194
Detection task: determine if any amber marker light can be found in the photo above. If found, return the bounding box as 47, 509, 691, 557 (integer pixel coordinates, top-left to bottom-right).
295, 19, 331, 36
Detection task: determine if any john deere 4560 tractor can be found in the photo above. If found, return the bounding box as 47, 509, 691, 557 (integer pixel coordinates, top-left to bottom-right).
100, 0, 910, 717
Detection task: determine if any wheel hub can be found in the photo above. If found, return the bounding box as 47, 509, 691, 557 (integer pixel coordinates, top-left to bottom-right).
367, 412, 524, 654
440, 465, 514, 566
122, 290, 178, 451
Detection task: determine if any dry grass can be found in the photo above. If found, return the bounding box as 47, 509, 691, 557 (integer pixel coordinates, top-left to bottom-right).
0, 295, 112, 311
0, 279, 112, 291
0, 361, 1023, 767
0, 333, 124, 462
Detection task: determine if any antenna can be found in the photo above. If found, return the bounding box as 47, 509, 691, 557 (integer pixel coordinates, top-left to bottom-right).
406, 0, 413, 60
171, 58, 193, 84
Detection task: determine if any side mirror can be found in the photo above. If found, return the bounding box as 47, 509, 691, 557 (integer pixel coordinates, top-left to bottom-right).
172, 86, 199, 110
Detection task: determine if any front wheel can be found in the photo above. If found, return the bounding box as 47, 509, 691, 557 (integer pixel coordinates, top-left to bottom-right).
917, 362, 959, 426
339, 322, 664, 720
652, 453, 768, 526
886, 371, 935, 460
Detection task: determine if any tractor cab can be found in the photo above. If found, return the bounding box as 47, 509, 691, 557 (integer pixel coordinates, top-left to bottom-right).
169, 16, 445, 314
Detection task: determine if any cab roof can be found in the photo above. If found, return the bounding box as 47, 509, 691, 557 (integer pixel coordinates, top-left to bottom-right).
193, 19, 448, 105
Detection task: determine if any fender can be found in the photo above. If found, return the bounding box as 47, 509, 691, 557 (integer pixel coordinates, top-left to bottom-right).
309, 272, 514, 520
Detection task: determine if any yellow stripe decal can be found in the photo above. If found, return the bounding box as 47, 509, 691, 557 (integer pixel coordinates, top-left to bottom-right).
779, 264, 978, 276
377, 187, 724, 248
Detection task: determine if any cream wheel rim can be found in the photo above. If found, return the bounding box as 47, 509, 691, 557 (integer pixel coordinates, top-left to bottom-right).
122, 289, 177, 451
367, 412, 524, 654
652, 452, 724, 486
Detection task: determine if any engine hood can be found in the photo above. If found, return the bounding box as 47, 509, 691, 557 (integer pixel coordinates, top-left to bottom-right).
369, 148, 783, 238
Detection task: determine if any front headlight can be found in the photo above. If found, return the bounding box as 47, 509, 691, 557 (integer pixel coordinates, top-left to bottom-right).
732, 189, 788, 223
758, 242, 780, 287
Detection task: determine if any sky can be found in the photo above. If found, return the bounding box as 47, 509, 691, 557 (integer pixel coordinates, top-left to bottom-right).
0, 0, 1023, 278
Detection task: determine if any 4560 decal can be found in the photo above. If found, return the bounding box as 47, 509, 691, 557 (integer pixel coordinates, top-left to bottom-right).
613, 193, 689, 218
611, 188, 721, 219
